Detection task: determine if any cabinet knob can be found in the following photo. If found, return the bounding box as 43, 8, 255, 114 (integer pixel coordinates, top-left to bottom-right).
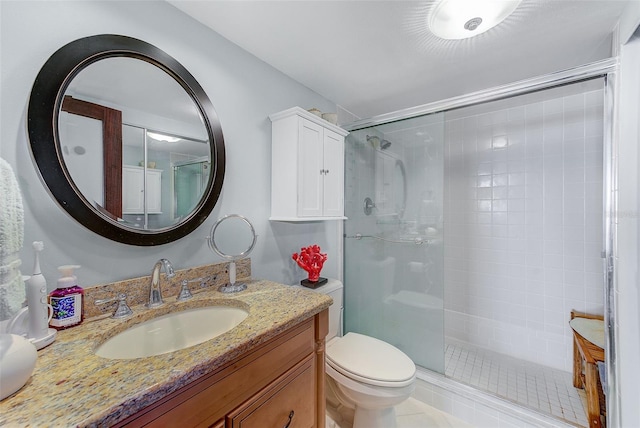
283, 410, 294, 428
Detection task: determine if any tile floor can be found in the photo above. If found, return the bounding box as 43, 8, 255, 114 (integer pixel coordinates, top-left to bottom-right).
326, 397, 473, 428
444, 341, 589, 427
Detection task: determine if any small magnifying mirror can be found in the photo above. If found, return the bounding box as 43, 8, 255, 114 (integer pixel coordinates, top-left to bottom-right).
208, 214, 257, 293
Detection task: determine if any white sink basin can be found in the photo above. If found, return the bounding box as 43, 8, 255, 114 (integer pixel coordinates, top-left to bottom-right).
96, 306, 249, 360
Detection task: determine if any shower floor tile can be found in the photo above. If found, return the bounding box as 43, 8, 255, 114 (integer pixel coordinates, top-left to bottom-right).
445, 341, 589, 427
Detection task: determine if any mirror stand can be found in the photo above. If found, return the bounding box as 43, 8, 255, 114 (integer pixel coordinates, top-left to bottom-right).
220, 261, 246, 293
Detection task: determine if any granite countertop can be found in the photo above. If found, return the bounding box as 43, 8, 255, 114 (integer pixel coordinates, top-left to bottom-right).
0, 280, 332, 427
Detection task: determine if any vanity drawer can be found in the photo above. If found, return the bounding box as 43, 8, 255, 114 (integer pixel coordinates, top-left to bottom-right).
227, 355, 315, 428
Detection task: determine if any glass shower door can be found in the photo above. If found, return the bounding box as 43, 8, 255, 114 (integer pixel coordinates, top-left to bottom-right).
344, 112, 446, 373
173, 159, 210, 220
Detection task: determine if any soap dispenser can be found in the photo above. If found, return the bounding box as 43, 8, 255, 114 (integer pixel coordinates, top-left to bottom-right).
49, 265, 84, 330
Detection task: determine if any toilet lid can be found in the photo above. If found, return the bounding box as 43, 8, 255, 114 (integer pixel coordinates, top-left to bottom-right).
326, 333, 415, 386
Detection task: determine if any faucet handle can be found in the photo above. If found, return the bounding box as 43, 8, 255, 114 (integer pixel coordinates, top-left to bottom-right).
95, 293, 133, 319
177, 279, 194, 301
176, 277, 209, 301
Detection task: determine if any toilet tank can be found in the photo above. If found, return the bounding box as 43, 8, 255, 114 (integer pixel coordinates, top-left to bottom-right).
306, 278, 343, 340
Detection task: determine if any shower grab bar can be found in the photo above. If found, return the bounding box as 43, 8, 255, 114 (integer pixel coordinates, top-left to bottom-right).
344, 233, 430, 245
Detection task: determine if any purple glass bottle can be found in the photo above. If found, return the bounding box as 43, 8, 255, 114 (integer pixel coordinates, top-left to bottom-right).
49, 265, 84, 330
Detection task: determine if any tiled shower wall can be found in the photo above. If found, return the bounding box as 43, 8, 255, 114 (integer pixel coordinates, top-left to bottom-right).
443, 85, 605, 372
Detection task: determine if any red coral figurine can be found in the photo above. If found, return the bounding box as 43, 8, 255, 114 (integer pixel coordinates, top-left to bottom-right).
292, 245, 327, 282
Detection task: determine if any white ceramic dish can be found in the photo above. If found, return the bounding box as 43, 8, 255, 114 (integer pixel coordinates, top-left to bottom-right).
6, 307, 57, 350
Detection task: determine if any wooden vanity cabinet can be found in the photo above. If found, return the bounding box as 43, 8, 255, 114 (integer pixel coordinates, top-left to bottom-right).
226, 356, 315, 427
115, 310, 328, 428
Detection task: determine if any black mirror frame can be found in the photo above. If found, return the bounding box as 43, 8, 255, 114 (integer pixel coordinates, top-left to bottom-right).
27, 34, 225, 246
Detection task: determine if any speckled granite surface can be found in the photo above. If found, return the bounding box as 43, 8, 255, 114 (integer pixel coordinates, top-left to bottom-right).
0, 279, 331, 427
84, 259, 251, 319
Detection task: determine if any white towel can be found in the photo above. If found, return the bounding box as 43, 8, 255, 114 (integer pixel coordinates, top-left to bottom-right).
0, 158, 25, 321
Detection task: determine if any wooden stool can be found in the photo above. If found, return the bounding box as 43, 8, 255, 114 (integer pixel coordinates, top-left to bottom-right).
571, 310, 605, 428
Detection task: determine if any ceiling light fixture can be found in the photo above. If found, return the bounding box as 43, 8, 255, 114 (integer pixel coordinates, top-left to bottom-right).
429, 0, 522, 40
147, 131, 180, 143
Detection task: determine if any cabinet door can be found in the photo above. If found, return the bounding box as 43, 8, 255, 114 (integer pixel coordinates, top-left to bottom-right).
321, 130, 344, 217
297, 119, 324, 217
227, 357, 315, 428
122, 167, 145, 214
146, 170, 162, 213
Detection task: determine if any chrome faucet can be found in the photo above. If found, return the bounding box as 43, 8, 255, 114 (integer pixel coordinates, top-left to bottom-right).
147, 258, 175, 308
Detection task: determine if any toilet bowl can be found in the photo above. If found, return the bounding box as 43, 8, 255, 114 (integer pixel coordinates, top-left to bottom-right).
300, 279, 416, 428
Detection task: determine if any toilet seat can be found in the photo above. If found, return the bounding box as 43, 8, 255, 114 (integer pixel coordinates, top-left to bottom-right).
326, 332, 416, 388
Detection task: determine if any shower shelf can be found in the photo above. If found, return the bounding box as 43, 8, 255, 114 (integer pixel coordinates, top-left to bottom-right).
344, 233, 432, 245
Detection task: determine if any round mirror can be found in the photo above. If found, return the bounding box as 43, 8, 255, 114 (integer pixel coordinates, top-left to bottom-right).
208, 214, 257, 293
27, 34, 225, 246
208, 214, 257, 260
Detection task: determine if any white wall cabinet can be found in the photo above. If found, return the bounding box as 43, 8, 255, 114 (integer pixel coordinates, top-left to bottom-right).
122, 165, 162, 214
269, 107, 348, 221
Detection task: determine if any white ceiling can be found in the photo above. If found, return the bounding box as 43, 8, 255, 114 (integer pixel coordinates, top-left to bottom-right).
168, 0, 630, 120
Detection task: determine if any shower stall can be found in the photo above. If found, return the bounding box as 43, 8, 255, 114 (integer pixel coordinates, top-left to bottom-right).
173, 158, 211, 219
343, 62, 615, 426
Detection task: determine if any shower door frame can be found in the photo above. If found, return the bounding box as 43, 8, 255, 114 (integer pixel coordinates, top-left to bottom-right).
342, 57, 620, 425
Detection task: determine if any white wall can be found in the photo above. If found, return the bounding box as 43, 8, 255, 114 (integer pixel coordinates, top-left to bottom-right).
0, 1, 340, 292
444, 83, 605, 372
615, 25, 640, 428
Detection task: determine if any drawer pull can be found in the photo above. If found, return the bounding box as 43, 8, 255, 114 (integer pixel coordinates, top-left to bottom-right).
283, 410, 294, 428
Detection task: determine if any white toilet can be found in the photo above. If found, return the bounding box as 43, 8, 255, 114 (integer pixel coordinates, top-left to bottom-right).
306, 279, 416, 428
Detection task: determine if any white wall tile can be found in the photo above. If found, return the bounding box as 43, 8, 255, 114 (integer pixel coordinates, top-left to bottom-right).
431, 390, 455, 414
444, 89, 605, 372
451, 396, 477, 422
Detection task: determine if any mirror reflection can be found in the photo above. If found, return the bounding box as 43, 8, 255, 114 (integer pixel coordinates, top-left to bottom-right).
58, 57, 211, 230
209, 214, 257, 260
394, 159, 407, 219
375, 149, 407, 219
